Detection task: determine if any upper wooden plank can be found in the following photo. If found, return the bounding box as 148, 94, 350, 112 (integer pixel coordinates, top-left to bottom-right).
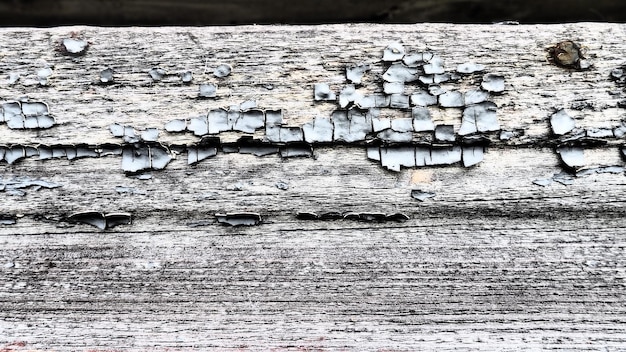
0, 24, 624, 227
0, 23, 624, 144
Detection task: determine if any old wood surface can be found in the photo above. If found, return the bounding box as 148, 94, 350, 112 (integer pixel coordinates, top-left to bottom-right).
1, 24, 626, 350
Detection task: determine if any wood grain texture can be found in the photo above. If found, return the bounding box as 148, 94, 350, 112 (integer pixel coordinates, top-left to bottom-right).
1, 24, 626, 350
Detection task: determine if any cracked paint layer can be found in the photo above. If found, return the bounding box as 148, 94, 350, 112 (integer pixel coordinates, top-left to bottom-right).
106, 42, 510, 173
23, 42, 619, 180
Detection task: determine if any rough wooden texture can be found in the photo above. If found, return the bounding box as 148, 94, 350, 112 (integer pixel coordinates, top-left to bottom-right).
1, 24, 626, 350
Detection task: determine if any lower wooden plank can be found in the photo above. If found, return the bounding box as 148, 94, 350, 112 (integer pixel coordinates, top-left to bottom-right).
1, 219, 625, 350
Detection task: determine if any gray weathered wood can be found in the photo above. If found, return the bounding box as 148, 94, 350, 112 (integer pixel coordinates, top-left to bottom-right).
1, 24, 626, 350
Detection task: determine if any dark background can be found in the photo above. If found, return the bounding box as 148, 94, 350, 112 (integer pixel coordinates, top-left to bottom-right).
1, 0, 625, 26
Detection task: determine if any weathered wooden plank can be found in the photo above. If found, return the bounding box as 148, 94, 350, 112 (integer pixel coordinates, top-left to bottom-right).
1, 24, 626, 350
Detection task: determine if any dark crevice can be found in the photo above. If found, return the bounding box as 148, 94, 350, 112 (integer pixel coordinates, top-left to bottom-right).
2, 1, 626, 27
296, 211, 409, 223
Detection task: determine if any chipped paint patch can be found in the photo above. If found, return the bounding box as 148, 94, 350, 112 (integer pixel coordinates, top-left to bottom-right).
187, 145, 217, 165
61, 38, 89, 56
338, 85, 364, 108
67, 212, 132, 230
314, 83, 336, 101
199, 83, 217, 98
586, 128, 614, 138
389, 94, 410, 109
7, 72, 20, 85
215, 212, 261, 226
2, 100, 55, 129
383, 82, 404, 95
464, 89, 489, 105
302, 117, 333, 143
296, 211, 318, 220
457, 63, 485, 74
380, 147, 416, 171
280, 145, 313, 158
550, 109, 576, 135
425, 147, 462, 166
423, 56, 445, 75
0, 214, 17, 225
411, 107, 435, 132
382, 63, 419, 83
434, 125, 455, 142
332, 110, 370, 143
148, 68, 167, 81
2, 146, 25, 164
411, 190, 436, 202
391, 117, 413, 132
36, 67, 53, 86
410, 90, 437, 107
275, 181, 289, 190
459, 102, 499, 135
346, 63, 370, 84
180, 71, 193, 84
577, 165, 625, 176
234, 109, 265, 133
462, 146, 484, 167
368, 145, 472, 171
187, 115, 209, 136
438, 91, 464, 108
556, 146, 585, 170
382, 42, 405, 62
214, 64, 232, 78
100, 68, 114, 84
141, 128, 160, 142
121, 145, 172, 173
481, 74, 505, 93
0, 176, 61, 196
